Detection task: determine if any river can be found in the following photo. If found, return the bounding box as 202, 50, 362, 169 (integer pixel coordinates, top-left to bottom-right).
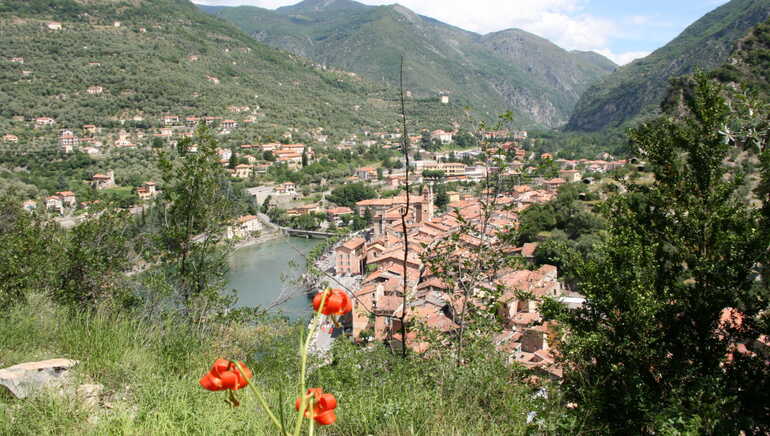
228, 237, 322, 319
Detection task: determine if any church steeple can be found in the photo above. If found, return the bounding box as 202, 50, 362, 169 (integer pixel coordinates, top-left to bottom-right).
421, 184, 434, 222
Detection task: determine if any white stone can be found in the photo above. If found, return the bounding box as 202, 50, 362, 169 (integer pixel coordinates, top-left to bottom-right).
0, 359, 78, 399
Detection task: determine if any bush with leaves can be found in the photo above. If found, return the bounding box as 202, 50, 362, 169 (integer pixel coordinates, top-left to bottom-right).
542, 75, 770, 434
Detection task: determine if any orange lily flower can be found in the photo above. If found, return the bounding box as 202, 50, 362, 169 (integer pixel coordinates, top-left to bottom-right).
295, 387, 337, 425
312, 288, 352, 316
199, 358, 252, 391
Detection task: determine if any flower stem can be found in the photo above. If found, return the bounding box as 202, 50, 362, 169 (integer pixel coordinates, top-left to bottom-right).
294, 289, 328, 436
234, 361, 286, 435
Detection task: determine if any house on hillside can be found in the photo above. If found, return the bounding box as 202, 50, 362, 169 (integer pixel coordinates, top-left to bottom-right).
431, 130, 453, 144
46, 195, 64, 214
559, 169, 581, 183
87, 86, 103, 95
287, 203, 320, 217
22, 200, 37, 212
277, 152, 302, 169
136, 182, 159, 201
543, 178, 566, 192
35, 117, 55, 127
232, 164, 253, 179
327, 207, 353, 224
46, 191, 76, 214
222, 119, 237, 130
59, 133, 79, 147
47, 22, 62, 30
356, 167, 377, 181
91, 171, 115, 190
162, 115, 179, 126
275, 182, 296, 195
3, 134, 18, 143
227, 215, 263, 239
57, 191, 77, 208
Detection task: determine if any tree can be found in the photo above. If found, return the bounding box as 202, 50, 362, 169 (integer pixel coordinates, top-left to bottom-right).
433, 184, 449, 210
301, 151, 308, 168
454, 130, 477, 148
57, 208, 133, 306
421, 130, 431, 150
228, 152, 238, 169
261, 195, 272, 213
156, 126, 237, 320
542, 76, 770, 434
0, 197, 63, 307
327, 183, 376, 209
263, 150, 275, 162
421, 169, 446, 183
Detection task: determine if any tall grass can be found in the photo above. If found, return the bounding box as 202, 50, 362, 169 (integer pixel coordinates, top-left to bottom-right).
0, 296, 569, 435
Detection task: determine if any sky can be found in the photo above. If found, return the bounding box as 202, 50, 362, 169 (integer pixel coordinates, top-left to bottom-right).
193, 0, 731, 65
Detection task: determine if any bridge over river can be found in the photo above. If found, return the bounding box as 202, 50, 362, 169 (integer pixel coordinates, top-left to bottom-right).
280, 227, 336, 238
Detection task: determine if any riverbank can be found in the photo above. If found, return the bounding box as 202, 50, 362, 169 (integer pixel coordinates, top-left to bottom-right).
232, 228, 286, 251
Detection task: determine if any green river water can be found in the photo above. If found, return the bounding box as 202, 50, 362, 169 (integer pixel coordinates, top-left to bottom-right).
227, 237, 321, 319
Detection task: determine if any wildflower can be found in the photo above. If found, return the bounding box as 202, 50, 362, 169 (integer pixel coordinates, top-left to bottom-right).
199, 358, 252, 391
312, 288, 352, 316
295, 387, 337, 425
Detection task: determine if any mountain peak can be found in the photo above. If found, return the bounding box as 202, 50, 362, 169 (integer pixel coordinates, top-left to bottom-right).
276, 0, 368, 14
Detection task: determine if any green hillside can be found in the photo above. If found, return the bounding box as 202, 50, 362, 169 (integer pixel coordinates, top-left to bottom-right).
566, 0, 770, 132
0, 0, 465, 134
201, 0, 617, 128
711, 18, 770, 96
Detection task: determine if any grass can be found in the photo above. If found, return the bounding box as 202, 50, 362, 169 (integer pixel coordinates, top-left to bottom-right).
0, 295, 570, 435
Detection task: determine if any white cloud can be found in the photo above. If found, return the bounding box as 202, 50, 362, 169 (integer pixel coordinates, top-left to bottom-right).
595, 49, 651, 66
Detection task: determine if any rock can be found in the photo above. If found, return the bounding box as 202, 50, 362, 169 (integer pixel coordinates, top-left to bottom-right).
77, 383, 104, 407
0, 359, 79, 399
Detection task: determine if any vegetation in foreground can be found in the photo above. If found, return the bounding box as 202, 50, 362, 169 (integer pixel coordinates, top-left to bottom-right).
0, 294, 574, 435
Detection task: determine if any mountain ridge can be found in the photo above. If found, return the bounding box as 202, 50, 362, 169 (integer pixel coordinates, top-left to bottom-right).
200, 0, 617, 128
566, 0, 770, 132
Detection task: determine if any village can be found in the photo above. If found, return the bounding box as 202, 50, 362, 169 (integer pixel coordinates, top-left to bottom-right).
9, 109, 628, 242
316, 176, 594, 379
7, 96, 630, 377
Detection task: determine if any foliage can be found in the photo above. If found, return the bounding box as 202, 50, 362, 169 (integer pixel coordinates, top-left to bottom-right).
0, 293, 579, 435
326, 182, 376, 209
711, 19, 770, 97
543, 75, 770, 434
56, 208, 133, 306
0, 198, 63, 307
153, 126, 238, 319
517, 184, 604, 245
0, 0, 436, 136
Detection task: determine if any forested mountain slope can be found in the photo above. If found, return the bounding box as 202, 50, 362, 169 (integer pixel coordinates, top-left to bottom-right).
566, 0, 770, 131
0, 0, 452, 133
201, 0, 617, 127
